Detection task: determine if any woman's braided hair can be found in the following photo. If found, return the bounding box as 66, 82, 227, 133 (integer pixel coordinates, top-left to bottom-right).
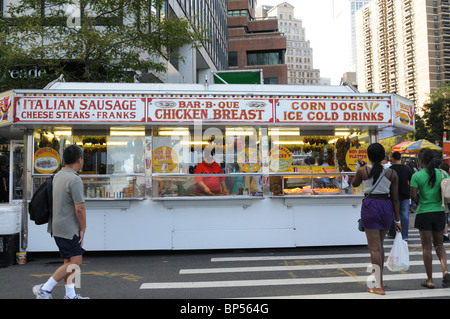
367, 143, 386, 185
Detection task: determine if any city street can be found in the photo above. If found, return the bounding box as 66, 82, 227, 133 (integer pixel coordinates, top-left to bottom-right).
1, 215, 450, 306
1, 3, 449, 318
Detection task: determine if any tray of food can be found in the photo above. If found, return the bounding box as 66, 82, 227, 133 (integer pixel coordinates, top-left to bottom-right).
283, 186, 313, 195
313, 188, 343, 195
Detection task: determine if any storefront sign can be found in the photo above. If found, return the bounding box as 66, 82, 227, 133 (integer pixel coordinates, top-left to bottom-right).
14, 94, 146, 123
274, 96, 392, 125
0, 91, 13, 126
9, 92, 414, 128
34, 147, 60, 174
147, 96, 273, 123
8, 68, 46, 79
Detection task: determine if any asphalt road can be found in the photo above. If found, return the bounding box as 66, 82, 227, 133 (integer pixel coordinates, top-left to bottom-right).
1, 212, 450, 316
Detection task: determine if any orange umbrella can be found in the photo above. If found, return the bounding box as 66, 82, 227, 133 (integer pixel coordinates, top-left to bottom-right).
392, 141, 413, 153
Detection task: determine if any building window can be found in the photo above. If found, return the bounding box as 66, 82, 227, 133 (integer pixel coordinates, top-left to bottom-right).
228, 51, 238, 67
264, 77, 278, 84
247, 51, 282, 66
228, 10, 249, 17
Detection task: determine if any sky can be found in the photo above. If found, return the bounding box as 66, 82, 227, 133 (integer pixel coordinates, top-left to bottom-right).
258, 0, 352, 85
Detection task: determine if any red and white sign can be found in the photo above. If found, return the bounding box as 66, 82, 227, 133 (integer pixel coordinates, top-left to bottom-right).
14, 94, 146, 123
274, 96, 392, 125
11, 93, 409, 127
147, 96, 273, 123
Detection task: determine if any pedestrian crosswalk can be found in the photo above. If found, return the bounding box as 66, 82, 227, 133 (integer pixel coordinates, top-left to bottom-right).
139, 228, 450, 299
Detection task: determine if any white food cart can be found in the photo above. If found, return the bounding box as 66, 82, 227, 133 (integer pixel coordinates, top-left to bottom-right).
0, 83, 414, 252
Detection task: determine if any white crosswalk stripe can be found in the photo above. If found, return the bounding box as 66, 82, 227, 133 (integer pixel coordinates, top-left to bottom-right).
140, 229, 450, 298
140, 272, 446, 289
179, 260, 443, 275
246, 288, 450, 299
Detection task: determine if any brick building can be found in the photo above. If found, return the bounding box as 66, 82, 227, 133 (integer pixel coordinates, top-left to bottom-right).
227, 0, 287, 84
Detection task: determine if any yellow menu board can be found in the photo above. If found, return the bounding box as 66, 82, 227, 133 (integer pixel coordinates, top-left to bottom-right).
294, 166, 339, 174
34, 147, 60, 174
152, 146, 178, 173
237, 148, 261, 173
269, 146, 293, 172
345, 146, 369, 171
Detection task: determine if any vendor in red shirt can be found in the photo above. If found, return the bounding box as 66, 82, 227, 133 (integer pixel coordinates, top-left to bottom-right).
194, 153, 229, 195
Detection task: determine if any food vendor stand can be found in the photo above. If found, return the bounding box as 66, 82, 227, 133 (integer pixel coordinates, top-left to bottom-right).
0, 83, 415, 252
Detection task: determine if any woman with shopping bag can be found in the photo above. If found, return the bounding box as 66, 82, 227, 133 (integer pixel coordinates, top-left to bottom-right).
410, 148, 450, 289
386, 232, 409, 272
352, 143, 401, 295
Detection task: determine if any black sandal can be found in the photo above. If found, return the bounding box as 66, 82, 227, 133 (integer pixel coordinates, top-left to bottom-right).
421, 280, 435, 289
443, 273, 450, 288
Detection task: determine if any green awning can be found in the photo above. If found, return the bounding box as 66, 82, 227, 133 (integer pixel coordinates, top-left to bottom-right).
213, 70, 262, 84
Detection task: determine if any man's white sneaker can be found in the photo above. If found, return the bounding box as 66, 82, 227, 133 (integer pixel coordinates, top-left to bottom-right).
32, 284, 52, 299
64, 294, 90, 299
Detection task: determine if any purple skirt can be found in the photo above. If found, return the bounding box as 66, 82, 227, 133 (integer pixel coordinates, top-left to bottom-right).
361, 198, 393, 230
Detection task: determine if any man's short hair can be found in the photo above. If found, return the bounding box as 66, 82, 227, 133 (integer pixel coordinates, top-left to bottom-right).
392, 151, 401, 161
63, 145, 83, 165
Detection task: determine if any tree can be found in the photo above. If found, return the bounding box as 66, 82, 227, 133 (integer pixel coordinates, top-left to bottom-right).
413, 114, 431, 141
0, 0, 208, 91
416, 82, 450, 145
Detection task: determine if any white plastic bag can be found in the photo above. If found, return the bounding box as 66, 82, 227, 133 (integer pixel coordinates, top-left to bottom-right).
386, 232, 409, 272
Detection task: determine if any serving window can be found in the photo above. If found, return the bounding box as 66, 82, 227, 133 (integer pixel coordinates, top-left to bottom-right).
267, 127, 369, 196
31, 125, 370, 200
151, 126, 264, 198
32, 127, 146, 199
150, 125, 371, 198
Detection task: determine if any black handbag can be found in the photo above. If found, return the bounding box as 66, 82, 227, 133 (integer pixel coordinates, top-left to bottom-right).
358, 219, 364, 232
358, 168, 389, 232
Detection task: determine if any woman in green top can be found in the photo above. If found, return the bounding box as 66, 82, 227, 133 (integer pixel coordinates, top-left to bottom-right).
410, 148, 450, 289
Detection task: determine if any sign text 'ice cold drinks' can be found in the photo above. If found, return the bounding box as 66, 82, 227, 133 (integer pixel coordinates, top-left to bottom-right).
275, 97, 392, 124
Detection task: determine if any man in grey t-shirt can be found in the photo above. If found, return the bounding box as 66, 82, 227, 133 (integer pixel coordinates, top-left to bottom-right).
33, 145, 88, 299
